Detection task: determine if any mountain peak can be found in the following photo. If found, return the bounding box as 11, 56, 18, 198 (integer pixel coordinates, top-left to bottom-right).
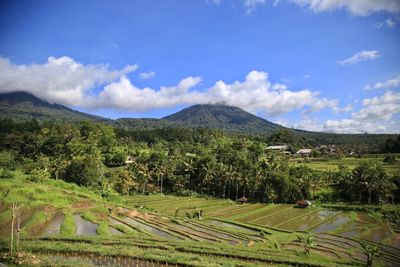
0, 91, 106, 122
163, 104, 282, 134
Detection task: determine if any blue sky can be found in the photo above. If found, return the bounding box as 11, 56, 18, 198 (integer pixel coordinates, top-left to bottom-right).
0, 0, 399, 133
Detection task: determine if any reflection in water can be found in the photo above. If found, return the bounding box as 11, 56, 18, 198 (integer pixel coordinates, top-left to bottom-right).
311, 213, 351, 233
43, 252, 168, 267
43, 214, 64, 235
122, 217, 181, 240
74, 214, 98, 236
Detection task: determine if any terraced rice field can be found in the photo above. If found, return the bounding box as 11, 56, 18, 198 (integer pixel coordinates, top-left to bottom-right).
1, 178, 400, 266
128, 195, 396, 239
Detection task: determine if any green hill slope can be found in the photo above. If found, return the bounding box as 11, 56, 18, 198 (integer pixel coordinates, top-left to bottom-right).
163, 104, 283, 134
0, 91, 108, 122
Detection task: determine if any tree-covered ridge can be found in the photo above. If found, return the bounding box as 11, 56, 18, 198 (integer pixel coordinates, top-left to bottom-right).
0, 91, 397, 153
0, 119, 399, 208
0, 91, 108, 123
163, 104, 283, 134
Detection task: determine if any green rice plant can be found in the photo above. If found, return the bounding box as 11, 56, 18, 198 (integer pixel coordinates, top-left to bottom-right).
297, 234, 315, 255
0, 209, 12, 225
361, 243, 379, 267
80, 211, 97, 223
60, 213, 75, 236
96, 222, 109, 236
22, 210, 49, 234
113, 224, 136, 234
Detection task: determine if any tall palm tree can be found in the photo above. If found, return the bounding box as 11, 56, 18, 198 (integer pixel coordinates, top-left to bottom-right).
138, 163, 152, 195
225, 165, 235, 200
361, 243, 378, 267
201, 163, 214, 195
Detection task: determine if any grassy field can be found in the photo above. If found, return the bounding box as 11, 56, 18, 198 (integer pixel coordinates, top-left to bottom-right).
289, 154, 400, 174
1, 173, 400, 266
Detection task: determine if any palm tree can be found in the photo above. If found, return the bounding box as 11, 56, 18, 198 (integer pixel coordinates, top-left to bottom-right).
233, 171, 242, 202
297, 235, 315, 255
201, 163, 214, 195
138, 164, 152, 195
225, 165, 235, 200
184, 156, 196, 181
361, 243, 378, 267
215, 162, 227, 198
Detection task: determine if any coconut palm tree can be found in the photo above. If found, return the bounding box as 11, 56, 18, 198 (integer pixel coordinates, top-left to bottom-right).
297, 235, 315, 255
137, 163, 152, 195
361, 243, 378, 267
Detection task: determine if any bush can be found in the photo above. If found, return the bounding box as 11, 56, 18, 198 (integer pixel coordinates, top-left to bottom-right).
0, 169, 14, 179
28, 169, 50, 182
0, 151, 16, 170
383, 155, 396, 164
60, 213, 75, 235
176, 189, 201, 198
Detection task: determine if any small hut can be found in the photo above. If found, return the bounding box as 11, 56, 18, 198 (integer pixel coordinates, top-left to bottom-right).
125, 156, 135, 164
296, 199, 311, 208
237, 196, 248, 204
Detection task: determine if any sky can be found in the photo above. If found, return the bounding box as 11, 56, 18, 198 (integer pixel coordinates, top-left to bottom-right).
0, 0, 399, 134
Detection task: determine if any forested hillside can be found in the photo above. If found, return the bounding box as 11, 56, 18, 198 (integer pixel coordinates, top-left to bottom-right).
1, 119, 399, 205
0, 91, 108, 122
0, 91, 397, 152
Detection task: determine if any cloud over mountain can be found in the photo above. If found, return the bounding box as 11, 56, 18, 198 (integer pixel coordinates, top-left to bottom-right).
0, 56, 341, 116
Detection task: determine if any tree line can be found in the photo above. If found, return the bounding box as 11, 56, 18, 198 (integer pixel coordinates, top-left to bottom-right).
0, 119, 398, 204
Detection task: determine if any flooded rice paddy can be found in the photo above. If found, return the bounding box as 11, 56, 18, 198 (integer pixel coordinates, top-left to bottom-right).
41, 252, 169, 267
74, 214, 98, 236
43, 214, 64, 235
122, 217, 182, 240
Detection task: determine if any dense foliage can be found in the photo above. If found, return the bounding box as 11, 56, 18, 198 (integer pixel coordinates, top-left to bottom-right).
0, 119, 398, 205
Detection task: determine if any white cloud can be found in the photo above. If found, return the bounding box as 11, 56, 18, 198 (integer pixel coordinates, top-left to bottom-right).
386, 18, 396, 27
139, 71, 155, 80
286, 118, 325, 132
288, 0, 400, 16
374, 16, 399, 28
243, 0, 266, 14
206, 0, 221, 4
90, 70, 340, 115
364, 75, 400, 90
92, 76, 203, 112
271, 83, 287, 91
332, 104, 353, 114
0, 56, 137, 107
339, 50, 379, 65
322, 91, 400, 133
0, 57, 342, 116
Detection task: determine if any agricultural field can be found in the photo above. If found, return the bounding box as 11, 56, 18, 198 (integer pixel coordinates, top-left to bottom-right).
1, 173, 399, 267
289, 154, 400, 175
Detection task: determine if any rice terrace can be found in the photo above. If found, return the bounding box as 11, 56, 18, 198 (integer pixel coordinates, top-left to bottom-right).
1, 0, 400, 266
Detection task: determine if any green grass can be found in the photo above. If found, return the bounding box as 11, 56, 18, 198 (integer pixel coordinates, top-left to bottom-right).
96, 222, 109, 236
290, 155, 400, 175
113, 223, 137, 234
60, 213, 75, 236
22, 210, 51, 235
1, 171, 398, 267
80, 211, 97, 223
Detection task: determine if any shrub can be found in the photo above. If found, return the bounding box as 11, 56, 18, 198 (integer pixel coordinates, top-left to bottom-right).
383, 155, 396, 164
0, 169, 14, 179
0, 151, 16, 170
28, 169, 50, 182
60, 213, 75, 235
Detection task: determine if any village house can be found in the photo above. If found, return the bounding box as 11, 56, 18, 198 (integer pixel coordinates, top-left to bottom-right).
266, 145, 288, 151
296, 148, 312, 157
266, 145, 291, 154
125, 156, 135, 164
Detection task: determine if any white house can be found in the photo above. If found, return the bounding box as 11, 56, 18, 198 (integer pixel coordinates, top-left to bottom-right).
266, 145, 288, 151
296, 149, 312, 157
